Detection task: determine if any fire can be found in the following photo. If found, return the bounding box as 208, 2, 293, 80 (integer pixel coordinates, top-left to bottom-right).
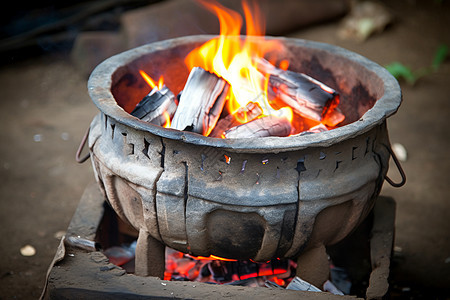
185, 0, 287, 125
189, 254, 237, 262
279, 60, 289, 71
139, 70, 172, 128
163, 247, 294, 285
139, 70, 164, 90
134, 1, 343, 138
270, 276, 286, 286
162, 111, 171, 128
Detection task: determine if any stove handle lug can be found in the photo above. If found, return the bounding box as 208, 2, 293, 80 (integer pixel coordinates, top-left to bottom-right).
384, 144, 406, 188
76, 127, 91, 164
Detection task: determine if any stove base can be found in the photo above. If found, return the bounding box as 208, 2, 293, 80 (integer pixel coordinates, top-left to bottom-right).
42, 182, 395, 299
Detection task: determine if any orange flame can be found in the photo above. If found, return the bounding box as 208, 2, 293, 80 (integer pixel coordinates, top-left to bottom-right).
189, 254, 238, 262
139, 70, 164, 90
185, 0, 287, 124
270, 276, 286, 286
279, 60, 289, 71
139, 70, 172, 127
162, 111, 171, 128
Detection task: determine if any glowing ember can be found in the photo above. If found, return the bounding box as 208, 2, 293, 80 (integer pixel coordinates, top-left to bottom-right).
163, 248, 294, 286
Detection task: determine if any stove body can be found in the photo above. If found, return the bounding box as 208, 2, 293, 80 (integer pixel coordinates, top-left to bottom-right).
89, 114, 388, 261
87, 35, 402, 283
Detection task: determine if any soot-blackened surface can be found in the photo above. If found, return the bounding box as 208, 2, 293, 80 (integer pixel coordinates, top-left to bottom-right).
341, 83, 377, 125
206, 210, 265, 260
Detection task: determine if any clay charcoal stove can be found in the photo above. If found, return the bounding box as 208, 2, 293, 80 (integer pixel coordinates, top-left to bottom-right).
81, 0, 406, 296
86, 33, 405, 290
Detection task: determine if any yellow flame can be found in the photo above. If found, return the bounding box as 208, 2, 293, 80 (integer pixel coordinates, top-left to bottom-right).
139, 70, 164, 90
162, 111, 171, 128
185, 0, 286, 122
189, 254, 238, 262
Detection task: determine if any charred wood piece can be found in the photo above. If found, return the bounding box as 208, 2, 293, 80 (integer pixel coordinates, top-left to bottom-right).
309, 123, 329, 133
131, 85, 176, 126
256, 58, 340, 122
322, 107, 345, 127
171, 67, 229, 135
300, 123, 329, 136
209, 102, 263, 138
224, 116, 291, 139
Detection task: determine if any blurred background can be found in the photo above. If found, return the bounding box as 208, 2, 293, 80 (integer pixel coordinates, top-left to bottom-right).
0, 0, 449, 298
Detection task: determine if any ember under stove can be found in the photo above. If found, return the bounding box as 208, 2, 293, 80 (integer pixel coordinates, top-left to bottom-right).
80, 33, 404, 290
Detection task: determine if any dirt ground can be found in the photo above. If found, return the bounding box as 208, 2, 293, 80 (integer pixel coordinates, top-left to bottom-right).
0, 0, 449, 299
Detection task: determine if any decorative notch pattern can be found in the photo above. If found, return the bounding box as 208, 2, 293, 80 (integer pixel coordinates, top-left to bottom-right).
300, 134, 375, 181
102, 114, 163, 169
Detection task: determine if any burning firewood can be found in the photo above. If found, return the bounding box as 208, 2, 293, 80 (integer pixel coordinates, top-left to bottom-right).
309, 123, 328, 133
131, 85, 176, 126
224, 115, 291, 139
322, 107, 345, 127
255, 58, 340, 123
171, 67, 230, 136
300, 123, 329, 135
209, 102, 263, 138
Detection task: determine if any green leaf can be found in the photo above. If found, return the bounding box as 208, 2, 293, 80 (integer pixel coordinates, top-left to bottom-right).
432, 44, 448, 71
385, 62, 417, 84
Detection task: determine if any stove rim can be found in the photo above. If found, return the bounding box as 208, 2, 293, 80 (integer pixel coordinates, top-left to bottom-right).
87, 34, 402, 152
